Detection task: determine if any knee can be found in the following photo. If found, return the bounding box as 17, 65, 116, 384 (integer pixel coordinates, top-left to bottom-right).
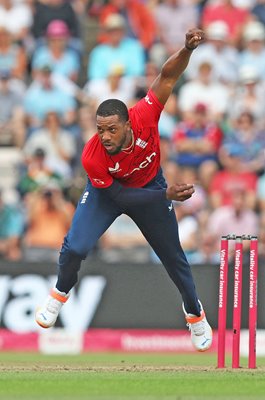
60, 234, 89, 260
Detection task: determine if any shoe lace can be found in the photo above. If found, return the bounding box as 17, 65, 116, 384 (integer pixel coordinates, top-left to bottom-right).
187, 319, 205, 336
46, 297, 62, 314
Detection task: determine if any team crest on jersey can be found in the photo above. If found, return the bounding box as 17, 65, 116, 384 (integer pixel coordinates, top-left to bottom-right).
108, 162, 122, 173
144, 95, 153, 105
136, 138, 148, 149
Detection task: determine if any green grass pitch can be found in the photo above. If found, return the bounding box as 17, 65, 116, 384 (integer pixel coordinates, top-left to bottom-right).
1, 352, 265, 400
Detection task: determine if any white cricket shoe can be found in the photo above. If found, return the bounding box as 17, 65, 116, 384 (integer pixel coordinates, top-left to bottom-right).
183, 301, 212, 352
35, 288, 69, 328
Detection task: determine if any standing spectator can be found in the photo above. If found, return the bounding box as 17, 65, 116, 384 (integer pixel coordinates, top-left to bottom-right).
0, 189, 24, 260
150, 0, 199, 67
87, 14, 146, 80
32, 0, 81, 53
98, 0, 156, 51
201, 0, 251, 47
31, 20, 80, 82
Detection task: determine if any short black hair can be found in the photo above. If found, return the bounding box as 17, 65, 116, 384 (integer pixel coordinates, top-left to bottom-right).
96, 99, 129, 122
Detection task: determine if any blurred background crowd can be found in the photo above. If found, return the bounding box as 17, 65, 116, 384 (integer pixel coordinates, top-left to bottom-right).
1, 0, 265, 265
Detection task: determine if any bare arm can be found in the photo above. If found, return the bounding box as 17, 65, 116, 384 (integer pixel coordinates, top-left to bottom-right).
151, 28, 204, 105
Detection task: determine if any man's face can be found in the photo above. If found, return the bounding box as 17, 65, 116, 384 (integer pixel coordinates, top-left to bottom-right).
96, 114, 131, 155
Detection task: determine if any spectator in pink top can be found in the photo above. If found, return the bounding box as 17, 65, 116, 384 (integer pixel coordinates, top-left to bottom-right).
206, 186, 259, 257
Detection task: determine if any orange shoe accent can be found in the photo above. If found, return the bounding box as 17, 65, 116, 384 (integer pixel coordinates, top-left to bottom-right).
185, 311, 205, 324
50, 289, 68, 303
35, 307, 49, 328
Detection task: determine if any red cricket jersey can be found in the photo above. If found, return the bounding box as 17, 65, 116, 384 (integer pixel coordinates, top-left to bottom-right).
82, 90, 164, 188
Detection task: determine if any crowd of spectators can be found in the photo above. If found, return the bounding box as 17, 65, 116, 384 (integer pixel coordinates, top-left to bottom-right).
1, 0, 265, 264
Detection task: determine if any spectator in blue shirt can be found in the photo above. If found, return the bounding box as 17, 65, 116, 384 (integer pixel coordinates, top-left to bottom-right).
87, 14, 146, 80
24, 64, 77, 130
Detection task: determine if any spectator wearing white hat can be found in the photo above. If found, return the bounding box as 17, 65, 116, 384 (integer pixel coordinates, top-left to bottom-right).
185, 20, 239, 85
83, 64, 136, 106
178, 60, 230, 122
227, 65, 265, 124
239, 21, 265, 80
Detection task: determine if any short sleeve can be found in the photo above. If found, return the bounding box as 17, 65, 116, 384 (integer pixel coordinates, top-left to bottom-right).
130, 89, 164, 126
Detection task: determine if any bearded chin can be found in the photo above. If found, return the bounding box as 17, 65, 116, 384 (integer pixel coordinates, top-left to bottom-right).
106, 144, 123, 155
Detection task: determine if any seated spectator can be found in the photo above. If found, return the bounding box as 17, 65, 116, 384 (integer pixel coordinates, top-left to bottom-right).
228, 65, 265, 124
206, 187, 259, 257
31, 20, 80, 82
83, 64, 136, 106
239, 21, 265, 81
17, 148, 64, 197
0, 26, 27, 82
0, 69, 25, 147
24, 64, 77, 129
209, 146, 257, 210
201, 0, 251, 47
219, 111, 265, 175
23, 111, 76, 179
23, 184, 75, 262
188, 231, 221, 265
32, 0, 81, 54
150, 0, 199, 68
87, 14, 146, 80
171, 103, 223, 189
98, 0, 156, 51
100, 214, 150, 263
185, 20, 239, 85
0, 0, 33, 44
0, 189, 24, 260
178, 61, 230, 122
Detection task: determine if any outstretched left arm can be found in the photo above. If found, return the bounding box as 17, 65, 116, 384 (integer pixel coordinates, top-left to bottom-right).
151, 28, 204, 105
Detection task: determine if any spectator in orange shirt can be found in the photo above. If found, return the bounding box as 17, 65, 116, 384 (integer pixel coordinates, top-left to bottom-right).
23, 184, 75, 261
